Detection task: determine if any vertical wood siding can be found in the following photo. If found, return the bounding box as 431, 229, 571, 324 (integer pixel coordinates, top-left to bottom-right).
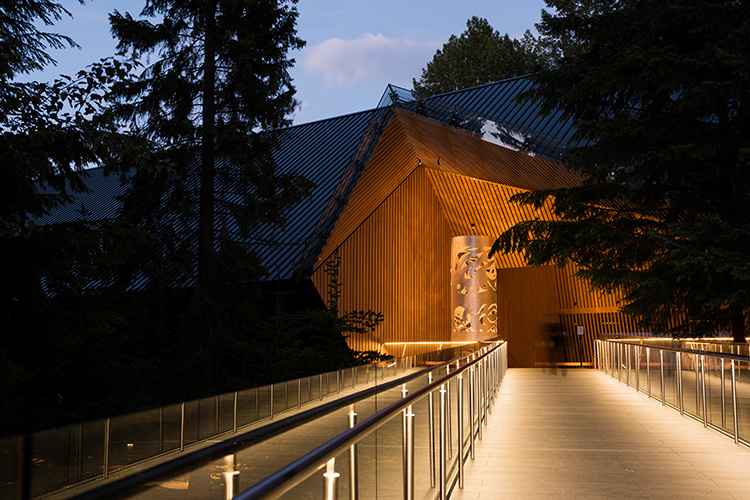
310, 113, 655, 365
312, 167, 453, 355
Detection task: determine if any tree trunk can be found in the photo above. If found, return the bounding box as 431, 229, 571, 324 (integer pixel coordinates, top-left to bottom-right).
197, 1, 218, 296
730, 304, 746, 344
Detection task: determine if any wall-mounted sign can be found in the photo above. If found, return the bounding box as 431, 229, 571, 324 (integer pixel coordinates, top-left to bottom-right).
576, 325, 585, 336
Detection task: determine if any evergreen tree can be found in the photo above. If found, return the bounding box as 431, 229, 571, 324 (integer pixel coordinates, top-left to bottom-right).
412, 17, 548, 96
109, 0, 312, 393
495, 0, 750, 342
0, 2, 151, 433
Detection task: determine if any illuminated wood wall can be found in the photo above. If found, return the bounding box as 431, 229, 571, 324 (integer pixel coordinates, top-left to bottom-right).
311, 166, 453, 354
311, 109, 648, 366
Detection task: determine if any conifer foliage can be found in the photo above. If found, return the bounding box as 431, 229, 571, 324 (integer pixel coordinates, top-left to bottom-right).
110, 0, 310, 293
496, 0, 750, 341
413, 17, 547, 96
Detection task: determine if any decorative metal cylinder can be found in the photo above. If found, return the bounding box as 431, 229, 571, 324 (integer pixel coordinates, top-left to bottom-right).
451, 235, 497, 341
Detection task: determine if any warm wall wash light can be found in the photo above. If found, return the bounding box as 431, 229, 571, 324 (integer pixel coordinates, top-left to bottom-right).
451, 235, 497, 341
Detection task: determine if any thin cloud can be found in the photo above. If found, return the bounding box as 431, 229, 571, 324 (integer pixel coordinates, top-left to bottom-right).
302, 33, 441, 88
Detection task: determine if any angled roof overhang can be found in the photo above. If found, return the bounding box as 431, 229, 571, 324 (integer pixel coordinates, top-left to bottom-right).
308, 102, 585, 273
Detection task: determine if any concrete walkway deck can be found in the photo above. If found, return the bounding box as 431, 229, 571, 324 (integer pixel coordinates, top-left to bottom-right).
454, 368, 750, 500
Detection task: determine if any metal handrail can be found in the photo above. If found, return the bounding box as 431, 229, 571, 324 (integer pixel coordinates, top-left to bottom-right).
236, 342, 504, 500
596, 338, 748, 446
70, 343, 496, 500
609, 339, 750, 362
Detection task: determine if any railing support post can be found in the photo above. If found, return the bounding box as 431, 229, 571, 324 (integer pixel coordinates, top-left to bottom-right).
233, 392, 238, 433
439, 384, 447, 500
446, 366, 452, 459
349, 405, 358, 500
626, 344, 631, 387
323, 458, 339, 500
721, 357, 727, 429
403, 404, 414, 500
103, 418, 110, 479
469, 365, 476, 460
694, 354, 700, 414
268, 384, 280, 419
732, 359, 739, 444
660, 350, 665, 405
646, 347, 651, 397
428, 372, 436, 488
458, 372, 464, 489
677, 352, 684, 415
701, 355, 708, 427
635, 345, 640, 392
180, 402, 186, 451
478, 359, 484, 440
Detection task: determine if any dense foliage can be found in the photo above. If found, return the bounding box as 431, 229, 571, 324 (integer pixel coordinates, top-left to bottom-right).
412, 16, 548, 96
495, 0, 750, 341
0, 1, 377, 436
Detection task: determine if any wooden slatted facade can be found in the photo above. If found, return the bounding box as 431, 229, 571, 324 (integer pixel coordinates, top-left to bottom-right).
310, 107, 646, 366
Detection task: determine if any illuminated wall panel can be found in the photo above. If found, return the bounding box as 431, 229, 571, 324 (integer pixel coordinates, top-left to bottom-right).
312, 166, 453, 355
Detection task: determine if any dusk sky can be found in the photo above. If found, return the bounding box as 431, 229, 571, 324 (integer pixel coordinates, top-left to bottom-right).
25, 0, 548, 124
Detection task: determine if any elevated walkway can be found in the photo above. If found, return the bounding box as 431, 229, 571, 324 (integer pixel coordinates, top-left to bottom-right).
456, 369, 750, 499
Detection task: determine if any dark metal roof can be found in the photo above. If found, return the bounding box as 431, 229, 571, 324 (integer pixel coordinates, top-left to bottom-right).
384, 76, 577, 160
37, 75, 577, 286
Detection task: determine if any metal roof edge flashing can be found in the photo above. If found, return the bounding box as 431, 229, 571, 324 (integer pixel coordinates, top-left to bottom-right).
299, 104, 396, 274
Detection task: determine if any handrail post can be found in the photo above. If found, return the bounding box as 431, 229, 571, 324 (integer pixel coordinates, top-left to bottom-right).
721, 357, 726, 429
233, 392, 238, 433
478, 359, 484, 440
626, 344, 630, 387
469, 365, 476, 460
701, 355, 708, 427
635, 345, 640, 392
103, 418, 110, 479
660, 350, 665, 405
348, 405, 358, 500
180, 402, 185, 451
268, 384, 280, 419
694, 354, 700, 414
439, 384, 447, 500
298, 378, 302, 409
458, 371, 464, 489
646, 347, 651, 398
428, 372, 436, 488
323, 458, 339, 500
732, 359, 739, 443
446, 366, 452, 459
677, 352, 684, 415
403, 404, 414, 500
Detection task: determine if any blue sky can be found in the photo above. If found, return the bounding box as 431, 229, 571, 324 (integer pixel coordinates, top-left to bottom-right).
26, 0, 548, 124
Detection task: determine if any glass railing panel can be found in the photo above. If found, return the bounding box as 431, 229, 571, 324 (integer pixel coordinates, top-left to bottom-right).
260, 384, 273, 420
28, 427, 69, 497
109, 407, 163, 469
719, 358, 736, 436
196, 396, 220, 441
0, 436, 20, 500
704, 356, 727, 432
662, 350, 677, 407
736, 360, 750, 443
182, 400, 200, 445
236, 387, 259, 426
218, 393, 236, 433
161, 403, 182, 452
373, 416, 407, 499
80, 419, 106, 481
